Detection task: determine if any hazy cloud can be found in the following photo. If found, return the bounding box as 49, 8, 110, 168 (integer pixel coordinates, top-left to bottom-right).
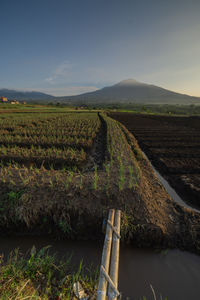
45, 60, 73, 84
11, 86, 99, 96
42, 86, 99, 96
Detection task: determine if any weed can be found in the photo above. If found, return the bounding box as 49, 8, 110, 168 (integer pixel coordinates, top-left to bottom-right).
0, 246, 98, 299
93, 165, 98, 190
118, 159, 125, 191
140, 285, 167, 300
68, 171, 74, 184
105, 163, 111, 193
9, 179, 16, 186
7, 190, 24, 205
128, 166, 134, 189
65, 171, 74, 191
79, 173, 83, 190
49, 179, 54, 189
121, 211, 145, 241
58, 220, 71, 234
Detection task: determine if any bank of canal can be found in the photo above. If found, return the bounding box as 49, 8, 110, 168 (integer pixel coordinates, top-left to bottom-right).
142, 151, 200, 212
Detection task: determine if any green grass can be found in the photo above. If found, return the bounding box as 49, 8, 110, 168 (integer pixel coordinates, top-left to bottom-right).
0, 246, 98, 299
107, 103, 200, 116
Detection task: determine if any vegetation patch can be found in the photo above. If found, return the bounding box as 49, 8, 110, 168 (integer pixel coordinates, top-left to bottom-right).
0, 246, 98, 299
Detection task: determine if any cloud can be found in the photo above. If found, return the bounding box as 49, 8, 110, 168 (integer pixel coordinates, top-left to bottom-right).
44, 61, 115, 87
45, 60, 73, 84
41, 86, 99, 96
11, 86, 99, 96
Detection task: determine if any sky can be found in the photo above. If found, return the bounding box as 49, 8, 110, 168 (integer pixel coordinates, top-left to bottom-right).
0, 0, 200, 96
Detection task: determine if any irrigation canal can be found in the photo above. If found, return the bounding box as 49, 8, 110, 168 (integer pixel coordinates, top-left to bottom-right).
1, 236, 200, 299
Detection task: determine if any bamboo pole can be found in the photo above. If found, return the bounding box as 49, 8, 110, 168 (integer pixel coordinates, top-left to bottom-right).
100, 265, 120, 298
97, 209, 115, 300
108, 209, 121, 300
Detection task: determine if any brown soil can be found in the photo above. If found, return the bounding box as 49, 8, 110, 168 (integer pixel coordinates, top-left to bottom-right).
110, 112, 200, 207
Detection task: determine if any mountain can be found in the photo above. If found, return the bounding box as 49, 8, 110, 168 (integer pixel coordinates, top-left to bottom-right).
0, 89, 54, 101
1, 80, 200, 105
61, 79, 200, 105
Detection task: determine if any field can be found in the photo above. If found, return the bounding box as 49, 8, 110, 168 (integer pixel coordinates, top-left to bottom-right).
0, 111, 143, 237
1, 109, 200, 298
109, 112, 200, 207
0, 112, 100, 169
1, 110, 200, 242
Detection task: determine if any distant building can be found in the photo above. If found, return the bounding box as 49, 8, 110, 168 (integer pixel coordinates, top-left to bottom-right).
0, 97, 8, 102
10, 100, 19, 104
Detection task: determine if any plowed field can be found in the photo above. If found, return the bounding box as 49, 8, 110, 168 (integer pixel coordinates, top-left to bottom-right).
110, 113, 200, 207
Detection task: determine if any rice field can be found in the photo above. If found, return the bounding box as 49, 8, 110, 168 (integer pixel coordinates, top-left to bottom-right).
0, 112, 100, 169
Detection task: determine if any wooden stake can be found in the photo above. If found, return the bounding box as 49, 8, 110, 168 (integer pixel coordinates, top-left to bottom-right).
97, 209, 115, 300
108, 210, 121, 300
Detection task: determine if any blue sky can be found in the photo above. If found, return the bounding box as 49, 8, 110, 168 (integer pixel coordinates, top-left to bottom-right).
1, 0, 200, 96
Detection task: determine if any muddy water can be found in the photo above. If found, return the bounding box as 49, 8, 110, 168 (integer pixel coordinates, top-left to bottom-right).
1, 236, 200, 299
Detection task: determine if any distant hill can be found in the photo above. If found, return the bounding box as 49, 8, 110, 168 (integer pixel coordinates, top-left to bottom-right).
0, 89, 54, 101
1, 80, 200, 105
61, 79, 200, 105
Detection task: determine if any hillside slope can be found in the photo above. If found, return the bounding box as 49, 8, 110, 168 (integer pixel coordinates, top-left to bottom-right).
0, 89, 54, 101
61, 79, 200, 105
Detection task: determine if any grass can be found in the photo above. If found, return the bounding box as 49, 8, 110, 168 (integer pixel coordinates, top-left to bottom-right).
93, 165, 98, 190
65, 171, 74, 191
108, 103, 200, 116
0, 246, 99, 299
118, 158, 125, 191
138, 284, 167, 300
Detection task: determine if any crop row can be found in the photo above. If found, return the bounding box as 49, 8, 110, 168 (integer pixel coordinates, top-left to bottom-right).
0, 112, 101, 169
0, 112, 100, 150
0, 112, 99, 129
0, 145, 86, 167
0, 134, 93, 149
0, 129, 97, 138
